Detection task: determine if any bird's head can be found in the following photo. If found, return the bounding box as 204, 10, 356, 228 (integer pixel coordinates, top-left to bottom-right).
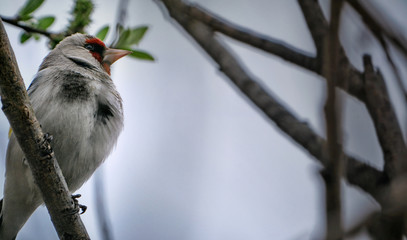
44, 33, 131, 75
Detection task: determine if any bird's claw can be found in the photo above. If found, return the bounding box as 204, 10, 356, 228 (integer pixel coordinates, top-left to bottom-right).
44, 133, 53, 143
71, 194, 87, 215
40, 133, 54, 157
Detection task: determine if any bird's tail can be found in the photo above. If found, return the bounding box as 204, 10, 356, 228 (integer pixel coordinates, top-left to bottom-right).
0, 198, 20, 240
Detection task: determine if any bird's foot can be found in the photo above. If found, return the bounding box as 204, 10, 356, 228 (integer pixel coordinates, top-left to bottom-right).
40, 133, 54, 157
71, 194, 87, 215
44, 133, 53, 143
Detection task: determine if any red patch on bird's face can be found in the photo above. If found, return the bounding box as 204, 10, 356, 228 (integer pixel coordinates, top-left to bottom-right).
90, 51, 102, 63
85, 38, 106, 63
85, 38, 106, 47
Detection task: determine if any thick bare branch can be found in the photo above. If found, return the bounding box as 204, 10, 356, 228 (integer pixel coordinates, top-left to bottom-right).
345, 158, 386, 202
185, 4, 319, 73
362, 55, 407, 179
156, 0, 384, 202
298, 0, 407, 181
297, 0, 327, 56
322, 1, 344, 239
298, 0, 365, 101
0, 19, 90, 240
182, 0, 369, 106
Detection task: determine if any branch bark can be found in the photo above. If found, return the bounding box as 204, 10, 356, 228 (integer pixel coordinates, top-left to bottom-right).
347, 0, 407, 112
183, 0, 367, 106
299, 0, 407, 200
322, 1, 344, 239
298, 0, 365, 101
0, 19, 90, 240
156, 0, 384, 203
299, 0, 407, 238
185, 4, 319, 73
346, 0, 407, 58
362, 55, 407, 179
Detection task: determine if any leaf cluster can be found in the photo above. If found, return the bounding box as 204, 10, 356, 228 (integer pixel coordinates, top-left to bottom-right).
16, 0, 55, 43
96, 25, 154, 61
7, 0, 154, 61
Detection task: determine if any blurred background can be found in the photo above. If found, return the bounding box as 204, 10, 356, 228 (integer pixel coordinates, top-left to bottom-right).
1, 0, 407, 239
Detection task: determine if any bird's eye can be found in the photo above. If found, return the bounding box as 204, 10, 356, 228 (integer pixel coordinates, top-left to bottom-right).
84, 44, 94, 51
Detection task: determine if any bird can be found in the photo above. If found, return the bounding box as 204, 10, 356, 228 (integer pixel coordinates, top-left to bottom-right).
0, 33, 130, 239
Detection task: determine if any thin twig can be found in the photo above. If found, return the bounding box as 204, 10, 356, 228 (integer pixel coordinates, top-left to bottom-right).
110, 0, 129, 47
94, 169, 114, 240
381, 40, 407, 104
0, 16, 54, 39
298, 0, 365, 101
346, 0, 407, 58
186, 4, 319, 73
1, 0, 95, 49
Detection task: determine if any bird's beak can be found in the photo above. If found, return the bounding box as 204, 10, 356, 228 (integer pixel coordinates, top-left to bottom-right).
102, 48, 132, 75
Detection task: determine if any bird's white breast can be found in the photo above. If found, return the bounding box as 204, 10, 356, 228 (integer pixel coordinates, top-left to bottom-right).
27, 67, 123, 191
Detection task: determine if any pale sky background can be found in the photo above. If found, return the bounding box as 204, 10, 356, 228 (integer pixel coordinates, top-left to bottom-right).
0, 0, 407, 239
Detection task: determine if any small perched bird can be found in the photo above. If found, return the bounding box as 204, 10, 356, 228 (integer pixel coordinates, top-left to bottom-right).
0, 33, 130, 239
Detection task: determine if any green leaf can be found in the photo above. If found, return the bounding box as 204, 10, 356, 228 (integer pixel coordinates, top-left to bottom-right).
33, 34, 40, 41
117, 25, 124, 34
19, 15, 33, 21
37, 16, 55, 30
95, 25, 109, 41
20, 32, 32, 43
18, 0, 45, 17
128, 49, 155, 61
114, 26, 149, 49
114, 29, 131, 48
127, 26, 148, 46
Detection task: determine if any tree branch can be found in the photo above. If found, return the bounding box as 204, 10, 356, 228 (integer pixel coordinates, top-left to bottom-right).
299, 0, 407, 238
1, 0, 94, 49
345, 157, 387, 202
0, 19, 90, 240
297, 0, 327, 56
0, 16, 55, 39
185, 4, 319, 73
362, 55, 407, 179
156, 0, 384, 203
94, 170, 113, 240
322, 1, 344, 238
183, 0, 368, 106
346, 0, 407, 58
298, 0, 407, 183
298, 0, 365, 101
347, 0, 407, 106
